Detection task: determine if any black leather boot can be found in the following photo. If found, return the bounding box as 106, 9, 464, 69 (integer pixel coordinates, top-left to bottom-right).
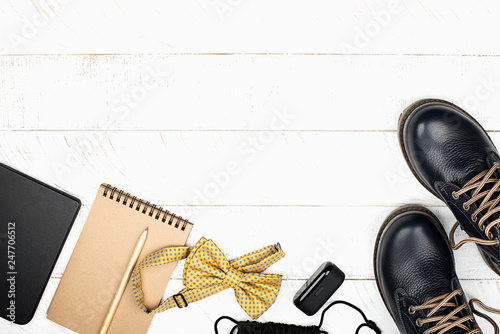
398, 99, 500, 275
374, 205, 481, 333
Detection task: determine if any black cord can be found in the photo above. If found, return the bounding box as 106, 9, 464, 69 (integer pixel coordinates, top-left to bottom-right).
318, 300, 381, 334
214, 316, 238, 334
356, 322, 381, 334
356, 324, 368, 334
214, 300, 381, 334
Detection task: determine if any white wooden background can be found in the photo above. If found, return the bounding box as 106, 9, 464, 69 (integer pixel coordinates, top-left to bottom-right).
2, 0, 500, 333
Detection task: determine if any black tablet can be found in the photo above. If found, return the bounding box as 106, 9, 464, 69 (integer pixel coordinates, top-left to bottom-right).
0, 163, 81, 324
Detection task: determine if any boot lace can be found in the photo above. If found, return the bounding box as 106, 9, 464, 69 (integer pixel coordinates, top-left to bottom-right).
449, 163, 500, 249
410, 290, 500, 334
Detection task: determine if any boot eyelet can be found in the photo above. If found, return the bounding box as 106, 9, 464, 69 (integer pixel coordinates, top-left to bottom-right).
488, 232, 494, 240
452, 191, 460, 200
416, 319, 422, 327
463, 203, 470, 211
480, 225, 485, 231
472, 216, 477, 223
408, 306, 415, 314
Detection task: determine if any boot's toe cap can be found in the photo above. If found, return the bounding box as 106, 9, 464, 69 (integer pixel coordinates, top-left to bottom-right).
402, 101, 496, 192
377, 209, 455, 310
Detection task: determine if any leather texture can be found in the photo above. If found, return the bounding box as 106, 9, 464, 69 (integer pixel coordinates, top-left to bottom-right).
375, 207, 479, 334
400, 100, 500, 273
403, 101, 497, 191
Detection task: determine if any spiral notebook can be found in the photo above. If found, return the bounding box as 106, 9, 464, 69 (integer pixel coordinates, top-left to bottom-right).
47, 184, 193, 334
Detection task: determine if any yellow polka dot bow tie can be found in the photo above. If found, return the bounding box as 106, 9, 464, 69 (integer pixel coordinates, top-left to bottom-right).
131, 237, 286, 319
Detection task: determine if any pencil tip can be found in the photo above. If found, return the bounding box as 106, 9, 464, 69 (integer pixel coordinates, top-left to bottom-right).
145, 227, 149, 231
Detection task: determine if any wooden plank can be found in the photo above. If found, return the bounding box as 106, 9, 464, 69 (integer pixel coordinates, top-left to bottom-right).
2, 131, 499, 206
1, 55, 500, 131
2, 278, 499, 334
1, 1, 500, 55
50, 205, 500, 281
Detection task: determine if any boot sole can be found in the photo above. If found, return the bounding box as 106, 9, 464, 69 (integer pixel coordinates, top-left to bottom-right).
373, 205, 446, 328
397, 98, 500, 276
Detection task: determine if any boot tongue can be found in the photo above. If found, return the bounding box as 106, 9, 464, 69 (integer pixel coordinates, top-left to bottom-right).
428, 308, 469, 334
422, 297, 471, 334
486, 151, 500, 178
457, 159, 491, 189
486, 154, 500, 239
461, 154, 500, 233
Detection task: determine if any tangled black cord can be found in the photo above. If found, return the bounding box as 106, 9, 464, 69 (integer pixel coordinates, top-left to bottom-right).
214, 300, 381, 334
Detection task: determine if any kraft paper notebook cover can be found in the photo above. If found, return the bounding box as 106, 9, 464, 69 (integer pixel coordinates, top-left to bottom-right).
0, 163, 81, 325
47, 184, 193, 334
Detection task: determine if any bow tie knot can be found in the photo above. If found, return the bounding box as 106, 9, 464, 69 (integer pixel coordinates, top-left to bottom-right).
132, 237, 286, 319
222, 267, 244, 289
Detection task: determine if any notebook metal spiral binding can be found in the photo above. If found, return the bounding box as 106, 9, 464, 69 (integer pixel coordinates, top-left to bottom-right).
101, 184, 190, 231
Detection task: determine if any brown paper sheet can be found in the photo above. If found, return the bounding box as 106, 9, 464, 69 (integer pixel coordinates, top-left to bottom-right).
47, 184, 192, 334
